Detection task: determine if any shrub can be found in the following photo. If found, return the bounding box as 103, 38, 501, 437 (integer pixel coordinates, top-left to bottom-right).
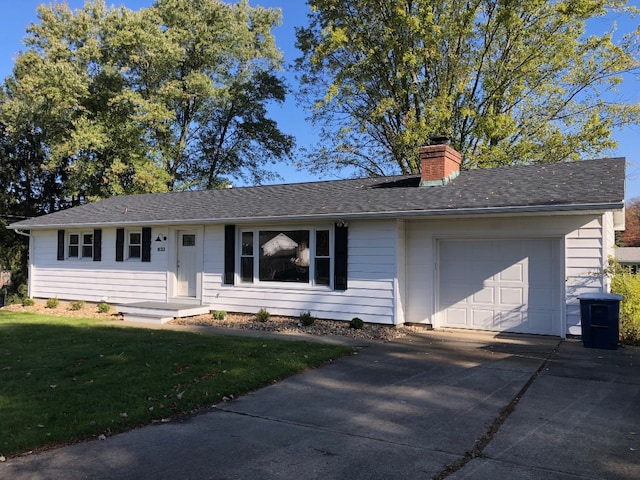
299, 311, 315, 326
6, 294, 21, 305
610, 265, 640, 345
17, 284, 28, 298
255, 308, 270, 323
22, 297, 35, 307
349, 317, 364, 329
70, 300, 85, 311
46, 297, 59, 309
213, 310, 227, 320
97, 302, 111, 314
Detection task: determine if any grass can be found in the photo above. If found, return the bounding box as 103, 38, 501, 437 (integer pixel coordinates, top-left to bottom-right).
0, 311, 353, 457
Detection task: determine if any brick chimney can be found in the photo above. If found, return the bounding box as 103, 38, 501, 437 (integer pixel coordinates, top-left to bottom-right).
419, 137, 461, 187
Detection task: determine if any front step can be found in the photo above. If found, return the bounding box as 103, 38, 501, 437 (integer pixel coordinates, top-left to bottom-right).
116, 302, 212, 324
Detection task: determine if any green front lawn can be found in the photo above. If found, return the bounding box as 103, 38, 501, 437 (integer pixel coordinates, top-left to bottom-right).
0, 312, 353, 457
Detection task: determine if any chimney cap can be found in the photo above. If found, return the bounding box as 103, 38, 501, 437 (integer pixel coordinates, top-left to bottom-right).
428, 135, 450, 146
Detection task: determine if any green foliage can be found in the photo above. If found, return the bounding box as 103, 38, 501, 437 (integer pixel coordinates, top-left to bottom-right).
609, 262, 640, 345
255, 308, 270, 323
21, 297, 35, 307
70, 300, 85, 311
213, 310, 227, 320
296, 0, 640, 176
45, 297, 59, 309
6, 294, 21, 305
349, 317, 364, 330
97, 302, 110, 314
0, 0, 292, 210
299, 311, 316, 326
0, 312, 353, 457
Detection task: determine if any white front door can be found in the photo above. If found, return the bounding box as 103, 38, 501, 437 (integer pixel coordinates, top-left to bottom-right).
176, 230, 197, 297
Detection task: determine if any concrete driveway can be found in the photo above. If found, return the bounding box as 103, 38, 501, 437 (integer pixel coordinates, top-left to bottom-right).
2, 329, 638, 479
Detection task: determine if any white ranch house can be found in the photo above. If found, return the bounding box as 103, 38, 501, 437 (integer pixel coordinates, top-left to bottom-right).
8, 144, 626, 337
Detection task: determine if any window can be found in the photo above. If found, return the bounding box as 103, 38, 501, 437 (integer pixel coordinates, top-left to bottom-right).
68, 233, 93, 259
315, 230, 331, 286
128, 232, 141, 259
61, 230, 101, 262
182, 234, 196, 246
240, 231, 254, 282
239, 228, 331, 286
81, 233, 93, 258
116, 227, 151, 262
68, 234, 79, 258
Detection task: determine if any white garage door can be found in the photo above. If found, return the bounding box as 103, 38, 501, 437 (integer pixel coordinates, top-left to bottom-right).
438, 239, 561, 335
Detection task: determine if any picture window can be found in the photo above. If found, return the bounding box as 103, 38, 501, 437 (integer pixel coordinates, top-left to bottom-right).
239, 228, 331, 287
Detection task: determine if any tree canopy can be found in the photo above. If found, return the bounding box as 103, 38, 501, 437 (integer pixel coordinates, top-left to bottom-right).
620, 197, 640, 247
0, 0, 293, 203
295, 0, 640, 176
0, 0, 294, 294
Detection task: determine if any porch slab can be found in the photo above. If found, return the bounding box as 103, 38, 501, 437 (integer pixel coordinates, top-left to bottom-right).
116, 302, 212, 324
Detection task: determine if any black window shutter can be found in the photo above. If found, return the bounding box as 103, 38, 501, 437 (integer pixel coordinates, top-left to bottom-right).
334, 223, 348, 291
57, 230, 65, 261
224, 225, 235, 285
115, 228, 124, 262
142, 227, 152, 262
93, 229, 102, 261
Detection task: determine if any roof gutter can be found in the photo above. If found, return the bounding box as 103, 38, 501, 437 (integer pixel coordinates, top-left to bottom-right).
7, 201, 624, 230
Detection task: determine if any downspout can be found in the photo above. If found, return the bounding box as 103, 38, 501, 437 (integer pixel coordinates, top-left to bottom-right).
14, 229, 31, 237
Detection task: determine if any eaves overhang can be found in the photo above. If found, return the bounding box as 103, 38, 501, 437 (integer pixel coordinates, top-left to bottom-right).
7, 201, 624, 230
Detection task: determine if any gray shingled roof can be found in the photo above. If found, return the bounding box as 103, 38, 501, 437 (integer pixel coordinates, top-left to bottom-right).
8, 157, 626, 229
616, 247, 640, 263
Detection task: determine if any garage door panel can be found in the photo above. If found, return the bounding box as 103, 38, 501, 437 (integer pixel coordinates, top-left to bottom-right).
438, 239, 560, 335
445, 308, 468, 326
500, 287, 523, 305
499, 264, 524, 282
471, 309, 497, 329
529, 287, 556, 308
439, 261, 470, 282
529, 258, 554, 282
500, 310, 526, 331
472, 286, 495, 304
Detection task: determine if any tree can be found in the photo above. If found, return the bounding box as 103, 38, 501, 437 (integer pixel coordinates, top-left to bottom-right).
107, 0, 294, 189
620, 197, 640, 246
0, 0, 293, 203
295, 0, 640, 176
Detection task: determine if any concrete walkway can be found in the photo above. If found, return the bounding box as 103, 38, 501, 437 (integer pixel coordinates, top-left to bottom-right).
2, 329, 638, 479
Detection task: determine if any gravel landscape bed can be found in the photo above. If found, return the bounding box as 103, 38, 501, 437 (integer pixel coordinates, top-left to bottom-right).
1, 301, 411, 341
171, 313, 410, 342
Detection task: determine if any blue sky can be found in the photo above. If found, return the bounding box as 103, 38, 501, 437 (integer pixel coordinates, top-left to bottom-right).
1, 0, 638, 200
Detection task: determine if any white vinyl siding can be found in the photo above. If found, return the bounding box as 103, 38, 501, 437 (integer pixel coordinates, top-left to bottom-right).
202, 220, 397, 324
26, 211, 613, 334
565, 216, 609, 335
29, 229, 168, 303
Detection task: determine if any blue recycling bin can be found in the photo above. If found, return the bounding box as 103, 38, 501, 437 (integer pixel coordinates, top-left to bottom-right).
579, 293, 622, 350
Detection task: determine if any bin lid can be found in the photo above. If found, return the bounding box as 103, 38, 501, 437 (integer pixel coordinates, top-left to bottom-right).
579, 293, 623, 301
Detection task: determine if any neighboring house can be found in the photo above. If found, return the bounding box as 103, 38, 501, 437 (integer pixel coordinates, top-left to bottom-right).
7, 143, 626, 337
616, 247, 640, 273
